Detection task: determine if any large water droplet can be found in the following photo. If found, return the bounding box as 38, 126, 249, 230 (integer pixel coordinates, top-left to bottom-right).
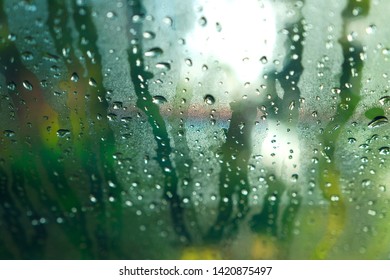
112, 101, 123, 109
21, 51, 34, 61
89, 78, 97, 87
379, 96, 390, 105
378, 146, 389, 155
204, 94, 215, 105
3, 130, 15, 137
56, 129, 71, 137
144, 47, 163, 57
289, 101, 295, 110
106, 11, 117, 19
152, 95, 168, 104
199, 16, 207, 26
185, 58, 193, 66
23, 80, 33, 91
7, 81, 16, 91
331, 87, 341, 94
143, 31, 156, 40
365, 24, 377, 34
70, 72, 79, 82
163, 17, 173, 26
368, 116, 388, 128
260, 56, 268, 64
155, 62, 171, 71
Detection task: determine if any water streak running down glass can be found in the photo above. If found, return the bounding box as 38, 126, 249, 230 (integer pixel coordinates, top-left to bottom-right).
0, 0, 389, 259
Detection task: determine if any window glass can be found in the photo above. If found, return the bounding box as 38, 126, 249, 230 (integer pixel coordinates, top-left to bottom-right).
0, 0, 389, 259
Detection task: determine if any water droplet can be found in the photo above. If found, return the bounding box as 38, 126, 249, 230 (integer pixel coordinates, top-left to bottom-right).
216, 22, 222, 32
330, 88, 341, 95
8, 33, 16, 41
185, 58, 193, 66
152, 95, 167, 104
288, 101, 295, 110
56, 129, 71, 137
260, 56, 268, 64
291, 174, 299, 182
330, 195, 340, 202
143, 31, 156, 40
70, 72, 79, 82
365, 24, 376, 34
202, 64, 208, 71
22, 80, 33, 91
106, 11, 116, 19
112, 101, 123, 109
132, 14, 143, 23
144, 47, 163, 57
155, 62, 171, 71
368, 116, 388, 128
379, 96, 390, 105
379, 146, 389, 155
204, 94, 215, 105
163, 17, 173, 26
368, 209, 376, 216
361, 179, 371, 187
21, 51, 34, 61
7, 81, 16, 91
89, 78, 97, 87
199, 16, 207, 26
3, 130, 15, 137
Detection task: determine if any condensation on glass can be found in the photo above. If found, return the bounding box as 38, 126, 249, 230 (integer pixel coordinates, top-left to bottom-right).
0, 0, 389, 259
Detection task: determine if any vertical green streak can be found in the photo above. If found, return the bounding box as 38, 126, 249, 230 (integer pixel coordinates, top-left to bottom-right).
313, 0, 367, 259
169, 88, 201, 242
127, 0, 191, 243
0, 166, 28, 259
272, 20, 304, 249
0, 0, 52, 258
40, 149, 93, 258
69, 0, 124, 258
45, 0, 102, 258
274, 21, 305, 124
206, 101, 256, 242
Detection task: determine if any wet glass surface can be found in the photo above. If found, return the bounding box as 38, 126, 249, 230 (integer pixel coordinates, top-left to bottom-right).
0, 0, 389, 259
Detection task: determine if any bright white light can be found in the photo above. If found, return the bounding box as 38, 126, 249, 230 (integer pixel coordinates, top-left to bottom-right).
186, 0, 276, 83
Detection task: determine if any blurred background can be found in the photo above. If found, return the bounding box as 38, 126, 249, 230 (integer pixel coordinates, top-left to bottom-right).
0, 0, 389, 259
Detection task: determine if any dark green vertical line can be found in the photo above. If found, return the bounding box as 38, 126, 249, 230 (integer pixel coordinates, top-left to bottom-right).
72, 1, 117, 258
0, 0, 51, 258
321, 2, 366, 198
313, 0, 368, 259
46, 0, 127, 258
275, 20, 305, 123
40, 149, 93, 258
43, 0, 103, 258
0, 166, 26, 259
168, 89, 200, 241
127, 0, 192, 244
206, 101, 257, 242
69, 0, 125, 258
